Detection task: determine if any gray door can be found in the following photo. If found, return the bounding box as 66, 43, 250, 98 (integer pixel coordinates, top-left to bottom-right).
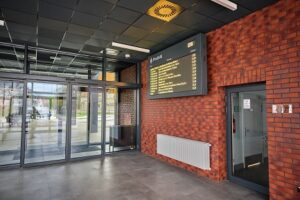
227, 84, 268, 194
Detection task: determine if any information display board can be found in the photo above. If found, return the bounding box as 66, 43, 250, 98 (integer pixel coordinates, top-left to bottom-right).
148, 33, 207, 99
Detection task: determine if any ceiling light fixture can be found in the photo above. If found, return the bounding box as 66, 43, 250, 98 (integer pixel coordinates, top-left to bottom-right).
147, 0, 182, 22
125, 53, 130, 58
211, 0, 237, 11
106, 48, 119, 56
0, 20, 5, 26
112, 42, 150, 53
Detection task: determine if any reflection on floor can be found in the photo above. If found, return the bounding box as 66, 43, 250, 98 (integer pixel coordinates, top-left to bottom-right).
0, 144, 134, 164
0, 152, 267, 200
0, 144, 101, 164
234, 158, 269, 187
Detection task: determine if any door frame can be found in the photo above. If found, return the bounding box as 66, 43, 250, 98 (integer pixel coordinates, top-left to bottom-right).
226, 83, 268, 194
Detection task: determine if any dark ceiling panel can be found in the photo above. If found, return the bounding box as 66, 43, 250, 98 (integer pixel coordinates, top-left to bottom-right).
99, 19, 129, 34
170, 0, 199, 9
0, 29, 9, 38
76, 0, 114, 17
104, 0, 118, 4
7, 22, 36, 35
10, 31, 36, 44
135, 40, 155, 48
172, 29, 199, 41
39, 1, 73, 22
42, 0, 78, 9
39, 28, 65, 41
192, 0, 225, 16
231, 0, 278, 11
194, 17, 224, 33
71, 12, 101, 29
81, 44, 102, 54
109, 6, 142, 25
4, 9, 37, 26
85, 38, 109, 48
92, 30, 116, 41
117, 0, 156, 13
122, 26, 149, 41
38, 36, 61, 49
61, 41, 84, 51
133, 15, 164, 31
154, 23, 186, 35
68, 24, 94, 37
151, 42, 169, 53
213, 6, 251, 24
115, 35, 139, 45
172, 10, 206, 28
64, 32, 90, 44
0, 0, 37, 14
143, 32, 169, 43
38, 17, 68, 31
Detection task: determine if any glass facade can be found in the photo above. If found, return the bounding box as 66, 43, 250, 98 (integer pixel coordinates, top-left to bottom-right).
0, 43, 139, 167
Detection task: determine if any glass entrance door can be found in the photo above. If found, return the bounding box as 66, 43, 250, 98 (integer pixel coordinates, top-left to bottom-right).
227, 85, 268, 194
25, 82, 67, 164
0, 80, 23, 166
0, 81, 105, 165
71, 85, 103, 158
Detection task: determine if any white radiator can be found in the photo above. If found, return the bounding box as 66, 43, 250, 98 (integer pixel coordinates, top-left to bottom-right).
157, 134, 211, 170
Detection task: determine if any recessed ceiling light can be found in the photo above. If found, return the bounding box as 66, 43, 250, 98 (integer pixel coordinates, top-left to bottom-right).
100, 48, 119, 56
125, 53, 130, 58
106, 48, 119, 56
0, 20, 5, 26
211, 0, 237, 11
147, 0, 182, 22
112, 42, 150, 53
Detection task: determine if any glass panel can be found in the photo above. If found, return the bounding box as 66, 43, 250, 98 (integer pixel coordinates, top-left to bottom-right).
25, 82, 67, 163
106, 88, 136, 152
231, 90, 268, 187
0, 81, 23, 165
71, 85, 103, 158
0, 45, 25, 73
29, 49, 103, 79
94, 71, 116, 81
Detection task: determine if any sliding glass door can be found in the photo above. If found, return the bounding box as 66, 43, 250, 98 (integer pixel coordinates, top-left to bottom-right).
0, 80, 23, 166
0, 78, 137, 167
71, 85, 103, 158
25, 82, 67, 164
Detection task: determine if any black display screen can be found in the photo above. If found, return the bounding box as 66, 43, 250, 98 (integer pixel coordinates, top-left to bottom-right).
149, 53, 197, 96
148, 33, 207, 99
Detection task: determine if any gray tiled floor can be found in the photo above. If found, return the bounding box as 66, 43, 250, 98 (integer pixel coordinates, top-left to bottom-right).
0, 151, 267, 200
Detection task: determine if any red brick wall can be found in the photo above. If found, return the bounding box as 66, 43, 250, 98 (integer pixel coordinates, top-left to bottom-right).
119, 89, 136, 125
119, 66, 137, 125
140, 0, 300, 199
120, 65, 136, 83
